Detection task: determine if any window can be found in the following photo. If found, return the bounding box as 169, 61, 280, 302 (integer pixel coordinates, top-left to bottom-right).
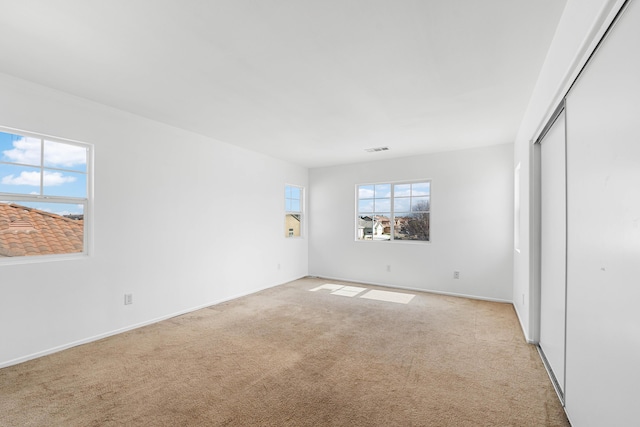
285, 184, 303, 238
0, 128, 91, 259
514, 162, 521, 252
356, 180, 430, 242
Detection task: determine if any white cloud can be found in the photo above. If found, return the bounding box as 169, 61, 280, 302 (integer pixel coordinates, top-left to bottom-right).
2, 172, 38, 186
2, 136, 41, 165
2, 136, 86, 168
358, 188, 375, 198
44, 140, 86, 168
44, 171, 77, 186
1, 171, 76, 186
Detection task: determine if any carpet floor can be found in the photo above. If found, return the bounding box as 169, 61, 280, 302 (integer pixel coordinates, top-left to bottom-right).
0, 277, 569, 426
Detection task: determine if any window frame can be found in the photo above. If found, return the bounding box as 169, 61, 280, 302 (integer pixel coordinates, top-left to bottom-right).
284, 184, 304, 239
355, 179, 431, 244
514, 162, 521, 253
0, 126, 93, 264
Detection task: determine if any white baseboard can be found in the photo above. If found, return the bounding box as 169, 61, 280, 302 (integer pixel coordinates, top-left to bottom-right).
310, 275, 513, 304
513, 303, 536, 344
0, 276, 306, 370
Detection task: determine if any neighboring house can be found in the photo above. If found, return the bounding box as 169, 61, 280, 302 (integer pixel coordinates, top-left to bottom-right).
357, 216, 373, 239
394, 217, 409, 237
0, 203, 83, 257
376, 216, 391, 234
373, 221, 385, 236
285, 213, 301, 237
357, 216, 390, 240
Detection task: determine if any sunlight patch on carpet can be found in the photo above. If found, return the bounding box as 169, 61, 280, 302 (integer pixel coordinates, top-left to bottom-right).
310, 284, 367, 297
330, 286, 368, 297
309, 283, 367, 298
359, 289, 415, 304
309, 284, 344, 292
310, 284, 414, 304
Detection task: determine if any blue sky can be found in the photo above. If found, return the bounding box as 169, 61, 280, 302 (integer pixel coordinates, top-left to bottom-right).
285, 185, 301, 212
0, 131, 87, 216
358, 182, 430, 215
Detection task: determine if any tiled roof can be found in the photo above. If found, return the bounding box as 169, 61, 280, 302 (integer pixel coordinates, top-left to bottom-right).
0, 203, 83, 257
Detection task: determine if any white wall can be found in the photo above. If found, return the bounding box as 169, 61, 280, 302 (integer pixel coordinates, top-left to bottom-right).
512, 0, 624, 341
309, 144, 513, 302
0, 73, 308, 368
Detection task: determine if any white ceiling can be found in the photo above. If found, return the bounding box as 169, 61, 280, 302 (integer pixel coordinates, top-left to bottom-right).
0, 0, 567, 168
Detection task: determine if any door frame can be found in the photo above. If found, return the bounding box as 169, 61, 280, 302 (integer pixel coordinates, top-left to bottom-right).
532, 99, 567, 404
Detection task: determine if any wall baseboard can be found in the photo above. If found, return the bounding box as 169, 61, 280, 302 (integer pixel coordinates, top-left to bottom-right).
0, 275, 307, 370
311, 274, 513, 304
513, 303, 536, 344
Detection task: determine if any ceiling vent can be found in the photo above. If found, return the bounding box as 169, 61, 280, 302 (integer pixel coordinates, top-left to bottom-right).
364, 146, 389, 153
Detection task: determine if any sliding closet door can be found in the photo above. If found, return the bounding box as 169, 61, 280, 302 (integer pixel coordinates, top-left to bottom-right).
564, 1, 640, 424
539, 109, 566, 397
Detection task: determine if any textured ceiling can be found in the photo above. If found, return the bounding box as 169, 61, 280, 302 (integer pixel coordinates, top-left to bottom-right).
0, 0, 567, 167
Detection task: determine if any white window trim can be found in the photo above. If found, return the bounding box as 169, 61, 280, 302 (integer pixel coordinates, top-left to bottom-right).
0, 126, 94, 264
514, 162, 521, 253
355, 179, 431, 244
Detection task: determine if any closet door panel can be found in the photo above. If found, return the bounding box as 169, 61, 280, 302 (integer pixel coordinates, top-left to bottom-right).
539, 110, 566, 396
564, 1, 640, 425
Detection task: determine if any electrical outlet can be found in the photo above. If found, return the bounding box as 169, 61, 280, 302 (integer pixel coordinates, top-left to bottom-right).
453, 271, 460, 279
387, 265, 391, 272
124, 293, 133, 305
277, 263, 281, 270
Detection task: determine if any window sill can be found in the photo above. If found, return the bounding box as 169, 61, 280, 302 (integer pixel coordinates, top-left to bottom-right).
0, 252, 89, 266
354, 239, 430, 245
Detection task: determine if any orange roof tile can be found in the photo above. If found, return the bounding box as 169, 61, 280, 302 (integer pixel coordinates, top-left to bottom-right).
0, 203, 84, 257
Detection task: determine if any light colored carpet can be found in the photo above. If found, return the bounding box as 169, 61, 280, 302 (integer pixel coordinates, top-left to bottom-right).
0, 277, 569, 426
